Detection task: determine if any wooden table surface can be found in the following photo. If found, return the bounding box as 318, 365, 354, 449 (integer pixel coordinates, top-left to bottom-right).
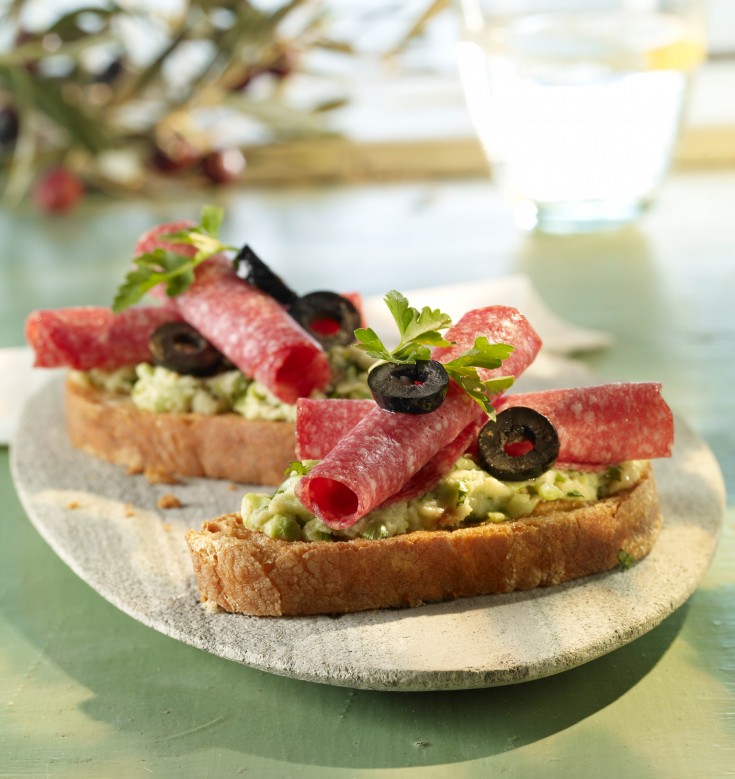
1, 171, 733, 777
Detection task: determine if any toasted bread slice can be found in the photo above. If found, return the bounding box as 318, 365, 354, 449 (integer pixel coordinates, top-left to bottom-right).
64, 378, 295, 486
185, 464, 661, 616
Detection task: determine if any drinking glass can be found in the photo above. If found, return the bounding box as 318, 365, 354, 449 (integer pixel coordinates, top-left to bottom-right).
456, 0, 706, 233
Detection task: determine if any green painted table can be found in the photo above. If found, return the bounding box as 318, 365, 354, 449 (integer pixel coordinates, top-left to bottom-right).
1, 173, 733, 777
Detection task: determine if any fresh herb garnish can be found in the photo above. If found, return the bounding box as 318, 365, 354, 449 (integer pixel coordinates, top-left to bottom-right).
617, 549, 635, 569
286, 460, 314, 477
354, 290, 515, 415
112, 205, 236, 313
605, 465, 623, 482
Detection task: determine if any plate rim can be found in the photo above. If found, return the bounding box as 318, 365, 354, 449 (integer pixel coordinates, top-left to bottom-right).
10, 375, 726, 691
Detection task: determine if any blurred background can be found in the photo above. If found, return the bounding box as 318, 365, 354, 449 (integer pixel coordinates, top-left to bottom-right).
0, 0, 732, 214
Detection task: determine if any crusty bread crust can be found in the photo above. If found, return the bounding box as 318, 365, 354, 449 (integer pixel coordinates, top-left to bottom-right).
185, 464, 662, 616
64, 378, 295, 486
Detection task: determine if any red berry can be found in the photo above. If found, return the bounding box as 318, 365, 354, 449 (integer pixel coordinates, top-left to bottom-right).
150, 136, 199, 174
201, 148, 246, 185
33, 167, 85, 213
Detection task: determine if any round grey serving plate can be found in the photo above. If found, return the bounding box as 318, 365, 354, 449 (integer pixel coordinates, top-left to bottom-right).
11, 376, 725, 691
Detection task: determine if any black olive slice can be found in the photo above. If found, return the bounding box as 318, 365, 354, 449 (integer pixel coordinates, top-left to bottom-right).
288, 291, 361, 349
367, 360, 449, 414
477, 406, 560, 481
233, 245, 298, 306
149, 322, 225, 377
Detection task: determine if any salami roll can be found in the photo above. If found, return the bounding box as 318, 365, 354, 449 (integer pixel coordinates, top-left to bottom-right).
296, 307, 542, 528
295, 398, 374, 460
495, 383, 674, 464
295, 400, 480, 502
432, 305, 543, 382
296, 383, 480, 529
134, 220, 198, 261
26, 306, 181, 370
383, 418, 482, 506
135, 222, 330, 404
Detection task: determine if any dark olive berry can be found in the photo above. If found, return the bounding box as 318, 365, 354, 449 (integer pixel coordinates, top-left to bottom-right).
149, 322, 225, 377
92, 57, 124, 84
201, 148, 246, 184
288, 291, 361, 349
368, 360, 449, 414
477, 406, 560, 481
0, 106, 19, 148
233, 245, 298, 305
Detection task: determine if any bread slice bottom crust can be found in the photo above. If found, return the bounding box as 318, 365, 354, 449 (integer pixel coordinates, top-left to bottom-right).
185, 464, 662, 616
64, 378, 296, 486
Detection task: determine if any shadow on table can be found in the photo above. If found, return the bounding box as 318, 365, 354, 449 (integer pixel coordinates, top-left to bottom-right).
3, 503, 695, 772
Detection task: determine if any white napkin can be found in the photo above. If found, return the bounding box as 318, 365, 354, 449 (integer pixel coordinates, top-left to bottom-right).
0, 346, 64, 446
362, 276, 610, 396
362, 276, 612, 355
0, 276, 610, 446
0, 348, 63, 445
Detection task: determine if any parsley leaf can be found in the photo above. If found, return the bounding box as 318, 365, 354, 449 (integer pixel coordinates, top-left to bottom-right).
356, 291, 453, 365
617, 549, 635, 569
355, 290, 515, 416
384, 290, 453, 347
286, 460, 315, 477
112, 205, 236, 313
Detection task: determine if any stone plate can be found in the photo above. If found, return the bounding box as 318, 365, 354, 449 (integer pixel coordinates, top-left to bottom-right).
10, 377, 725, 691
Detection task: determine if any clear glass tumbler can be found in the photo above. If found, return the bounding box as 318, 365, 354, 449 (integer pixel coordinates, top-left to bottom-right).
456, 0, 706, 233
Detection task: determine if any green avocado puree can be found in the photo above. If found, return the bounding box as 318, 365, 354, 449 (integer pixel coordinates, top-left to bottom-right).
240, 457, 647, 542
71, 344, 374, 423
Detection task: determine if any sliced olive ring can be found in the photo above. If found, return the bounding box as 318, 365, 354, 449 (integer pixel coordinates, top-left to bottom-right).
149, 321, 225, 377
288, 291, 361, 349
368, 359, 449, 414
233, 245, 298, 306
477, 406, 560, 481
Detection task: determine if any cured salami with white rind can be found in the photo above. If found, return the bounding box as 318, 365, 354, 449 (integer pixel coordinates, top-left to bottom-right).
495, 383, 674, 464
296, 383, 481, 528
134, 222, 331, 403
295, 398, 374, 460
26, 306, 181, 370
296, 307, 542, 528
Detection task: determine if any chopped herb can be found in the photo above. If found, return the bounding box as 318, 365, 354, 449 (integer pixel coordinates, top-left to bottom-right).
286, 461, 313, 477
566, 490, 584, 498
355, 290, 515, 415
606, 465, 623, 482
363, 521, 390, 540
618, 549, 635, 569
112, 205, 237, 312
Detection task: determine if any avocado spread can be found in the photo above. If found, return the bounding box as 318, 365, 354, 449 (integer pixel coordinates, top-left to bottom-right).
71, 344, 374, 423
240, 457, 646, 542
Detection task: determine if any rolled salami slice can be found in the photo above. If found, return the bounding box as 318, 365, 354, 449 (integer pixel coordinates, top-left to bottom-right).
296, 306, 542, 528
26, 306, 181, 370
495, 383, 674, 464
134, 220, 198, 261
432, 305, 543, 382
135, 223, 330, 404
295, 398, 374, 460
296, 383, 480, 528
296, 400, 480, 502
382, 418, 482, 506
